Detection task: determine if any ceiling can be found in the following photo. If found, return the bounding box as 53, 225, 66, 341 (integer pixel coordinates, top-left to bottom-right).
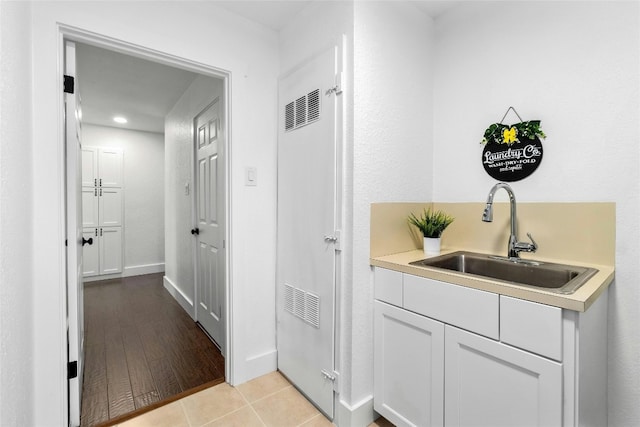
77, 1, 461, 134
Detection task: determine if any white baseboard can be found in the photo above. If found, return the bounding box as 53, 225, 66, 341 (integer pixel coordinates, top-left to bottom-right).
230, 349, 278, 386
163, 275, 195, 319
124, 262, 165, 277
337, 395, 375, 427
83, 262, 164, 282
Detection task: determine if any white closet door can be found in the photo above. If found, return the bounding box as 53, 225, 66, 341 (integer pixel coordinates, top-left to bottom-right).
99, 227, 122, 274
99, 187, 122, 227
98, 148, 123, 188
82, 187, 99, 228
81, 146, 98, 188
82, 228, 99, 277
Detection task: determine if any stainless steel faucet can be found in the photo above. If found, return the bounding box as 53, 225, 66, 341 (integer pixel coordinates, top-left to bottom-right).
482, 182, 538, 259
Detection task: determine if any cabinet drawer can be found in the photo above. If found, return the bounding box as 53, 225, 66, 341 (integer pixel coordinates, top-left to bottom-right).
403, 274, 499, 339
500, 296, 562, 361
374, 268, 403, 306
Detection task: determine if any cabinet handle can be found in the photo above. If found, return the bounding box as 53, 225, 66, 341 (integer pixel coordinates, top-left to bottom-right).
100, 228, 103, 236
99, 178, 102, 187
100, 188, 102, 196
94, 178, 97, 187
94, 188, 97, 196
95, 228, 98, 236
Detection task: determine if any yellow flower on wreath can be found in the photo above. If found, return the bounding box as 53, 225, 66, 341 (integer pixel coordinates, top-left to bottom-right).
503, 127, 518, 144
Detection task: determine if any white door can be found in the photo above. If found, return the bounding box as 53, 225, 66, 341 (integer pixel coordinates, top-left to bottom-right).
64, 40, 84, 427
99, 187, 122, 226
194, 99, 225, 351
277, 46, 340, 418
374, 301, 445, 427
99, 227, 123, 275
445, 325, 562, 427
82, 186, 98, 228
98, 147, 123, 187
81, 146, 98, 188
82, 228, 99, 277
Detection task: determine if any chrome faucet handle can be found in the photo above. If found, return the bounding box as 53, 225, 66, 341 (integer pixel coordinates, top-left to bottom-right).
514, 232, 538, 254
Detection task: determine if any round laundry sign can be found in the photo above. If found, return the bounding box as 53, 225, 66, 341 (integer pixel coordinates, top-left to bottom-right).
482, 136, 543, 182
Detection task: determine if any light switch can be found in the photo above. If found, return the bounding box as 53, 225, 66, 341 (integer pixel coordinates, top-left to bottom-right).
245, 167, 257, 186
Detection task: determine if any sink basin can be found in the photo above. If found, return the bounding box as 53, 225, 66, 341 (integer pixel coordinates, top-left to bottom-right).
409, 251, 598, 295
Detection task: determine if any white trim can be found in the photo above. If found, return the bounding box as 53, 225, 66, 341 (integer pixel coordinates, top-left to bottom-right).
58, 25, 234, 424
83, 262, 165, 282
232, 349, 278, 386
337, 395, 376, 427
163, 275, 195, 319
124, 262, 165, 277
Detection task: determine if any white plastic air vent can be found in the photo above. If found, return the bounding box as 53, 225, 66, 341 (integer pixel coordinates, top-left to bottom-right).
284, 88, 321, 132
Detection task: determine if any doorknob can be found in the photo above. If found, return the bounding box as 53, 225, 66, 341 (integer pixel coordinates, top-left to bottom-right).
82, 237, 93, 246
191, 228, 200, 235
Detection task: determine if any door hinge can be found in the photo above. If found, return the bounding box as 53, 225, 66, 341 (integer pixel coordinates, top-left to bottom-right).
68, 361, 78, 379
321, 369, 339, 392
63, 75, 75, 94
325, 72, 343, 97
65, 239, 68, 247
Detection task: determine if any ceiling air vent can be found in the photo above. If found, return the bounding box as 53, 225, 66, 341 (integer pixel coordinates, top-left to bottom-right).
284, 88, 321, 132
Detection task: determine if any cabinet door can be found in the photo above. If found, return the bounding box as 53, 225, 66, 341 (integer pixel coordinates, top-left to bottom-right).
82, 228, 99, 277
82, 187, 99, 228
81, 147, 98, 188
445, 325, 562, 427
99, 227, 122, 274
99, 187, 122, 226
98, 148, 123, 188
374, 301, 445, 427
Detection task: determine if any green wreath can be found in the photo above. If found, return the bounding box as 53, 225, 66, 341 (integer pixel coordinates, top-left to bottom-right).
481, 120, 546, 146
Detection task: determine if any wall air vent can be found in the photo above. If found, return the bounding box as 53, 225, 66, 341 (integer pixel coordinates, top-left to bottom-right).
283, 283, 320, 328
284, 88, 321, 132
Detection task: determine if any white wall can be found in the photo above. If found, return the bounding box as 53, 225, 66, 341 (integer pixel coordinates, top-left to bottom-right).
164, 75, 222, 309
82, 124, 165, 275
351, 0, 434, 414
0, 2, 34, 425
30, 1, 279, 424
432, 2, 639, 425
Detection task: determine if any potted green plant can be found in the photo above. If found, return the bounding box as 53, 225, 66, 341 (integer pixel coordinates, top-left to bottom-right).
408, 207, 455, 255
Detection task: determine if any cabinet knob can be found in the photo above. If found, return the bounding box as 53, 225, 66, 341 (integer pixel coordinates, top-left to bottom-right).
82, 237, 93, 246
191, 228, 200, 235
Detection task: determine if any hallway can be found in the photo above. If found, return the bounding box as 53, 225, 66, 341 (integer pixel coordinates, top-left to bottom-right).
81, 273, 224, 426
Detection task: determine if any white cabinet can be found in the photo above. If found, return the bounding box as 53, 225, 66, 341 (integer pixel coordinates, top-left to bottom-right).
444, 325, 562, 427
81, 146, 123, 277
374, 300, 444, 427
373, 268, 608, 427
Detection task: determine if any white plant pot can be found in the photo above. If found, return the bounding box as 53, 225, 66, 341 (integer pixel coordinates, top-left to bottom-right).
423, 237, 441, 256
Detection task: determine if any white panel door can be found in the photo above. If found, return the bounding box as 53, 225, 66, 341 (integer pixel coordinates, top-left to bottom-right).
99, 187, 122, 227
194, 99, 225, 352
277, 46, 339, 418
445, 325, 562, 427
64, 40, 84, 427
82, 186, 99, 228
374, 301, 445, 427
98, 147, 123, 188
99, 227, 122, 275
81, 146, 98, 188
82, 228, 99, 277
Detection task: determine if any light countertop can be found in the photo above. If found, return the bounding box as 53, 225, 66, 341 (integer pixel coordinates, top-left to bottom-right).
371, 249, 614, 312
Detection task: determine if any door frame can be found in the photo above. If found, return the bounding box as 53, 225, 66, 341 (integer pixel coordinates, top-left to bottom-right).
57, 24, 235, 424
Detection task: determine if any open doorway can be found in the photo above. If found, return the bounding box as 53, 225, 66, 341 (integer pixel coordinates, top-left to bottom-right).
70, 40, 229, 426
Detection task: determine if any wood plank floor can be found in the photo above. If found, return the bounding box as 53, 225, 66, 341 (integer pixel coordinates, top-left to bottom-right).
81, 273, 224, 427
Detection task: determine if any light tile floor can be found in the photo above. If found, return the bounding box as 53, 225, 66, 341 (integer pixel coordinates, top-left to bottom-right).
116, 371, 394, 427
